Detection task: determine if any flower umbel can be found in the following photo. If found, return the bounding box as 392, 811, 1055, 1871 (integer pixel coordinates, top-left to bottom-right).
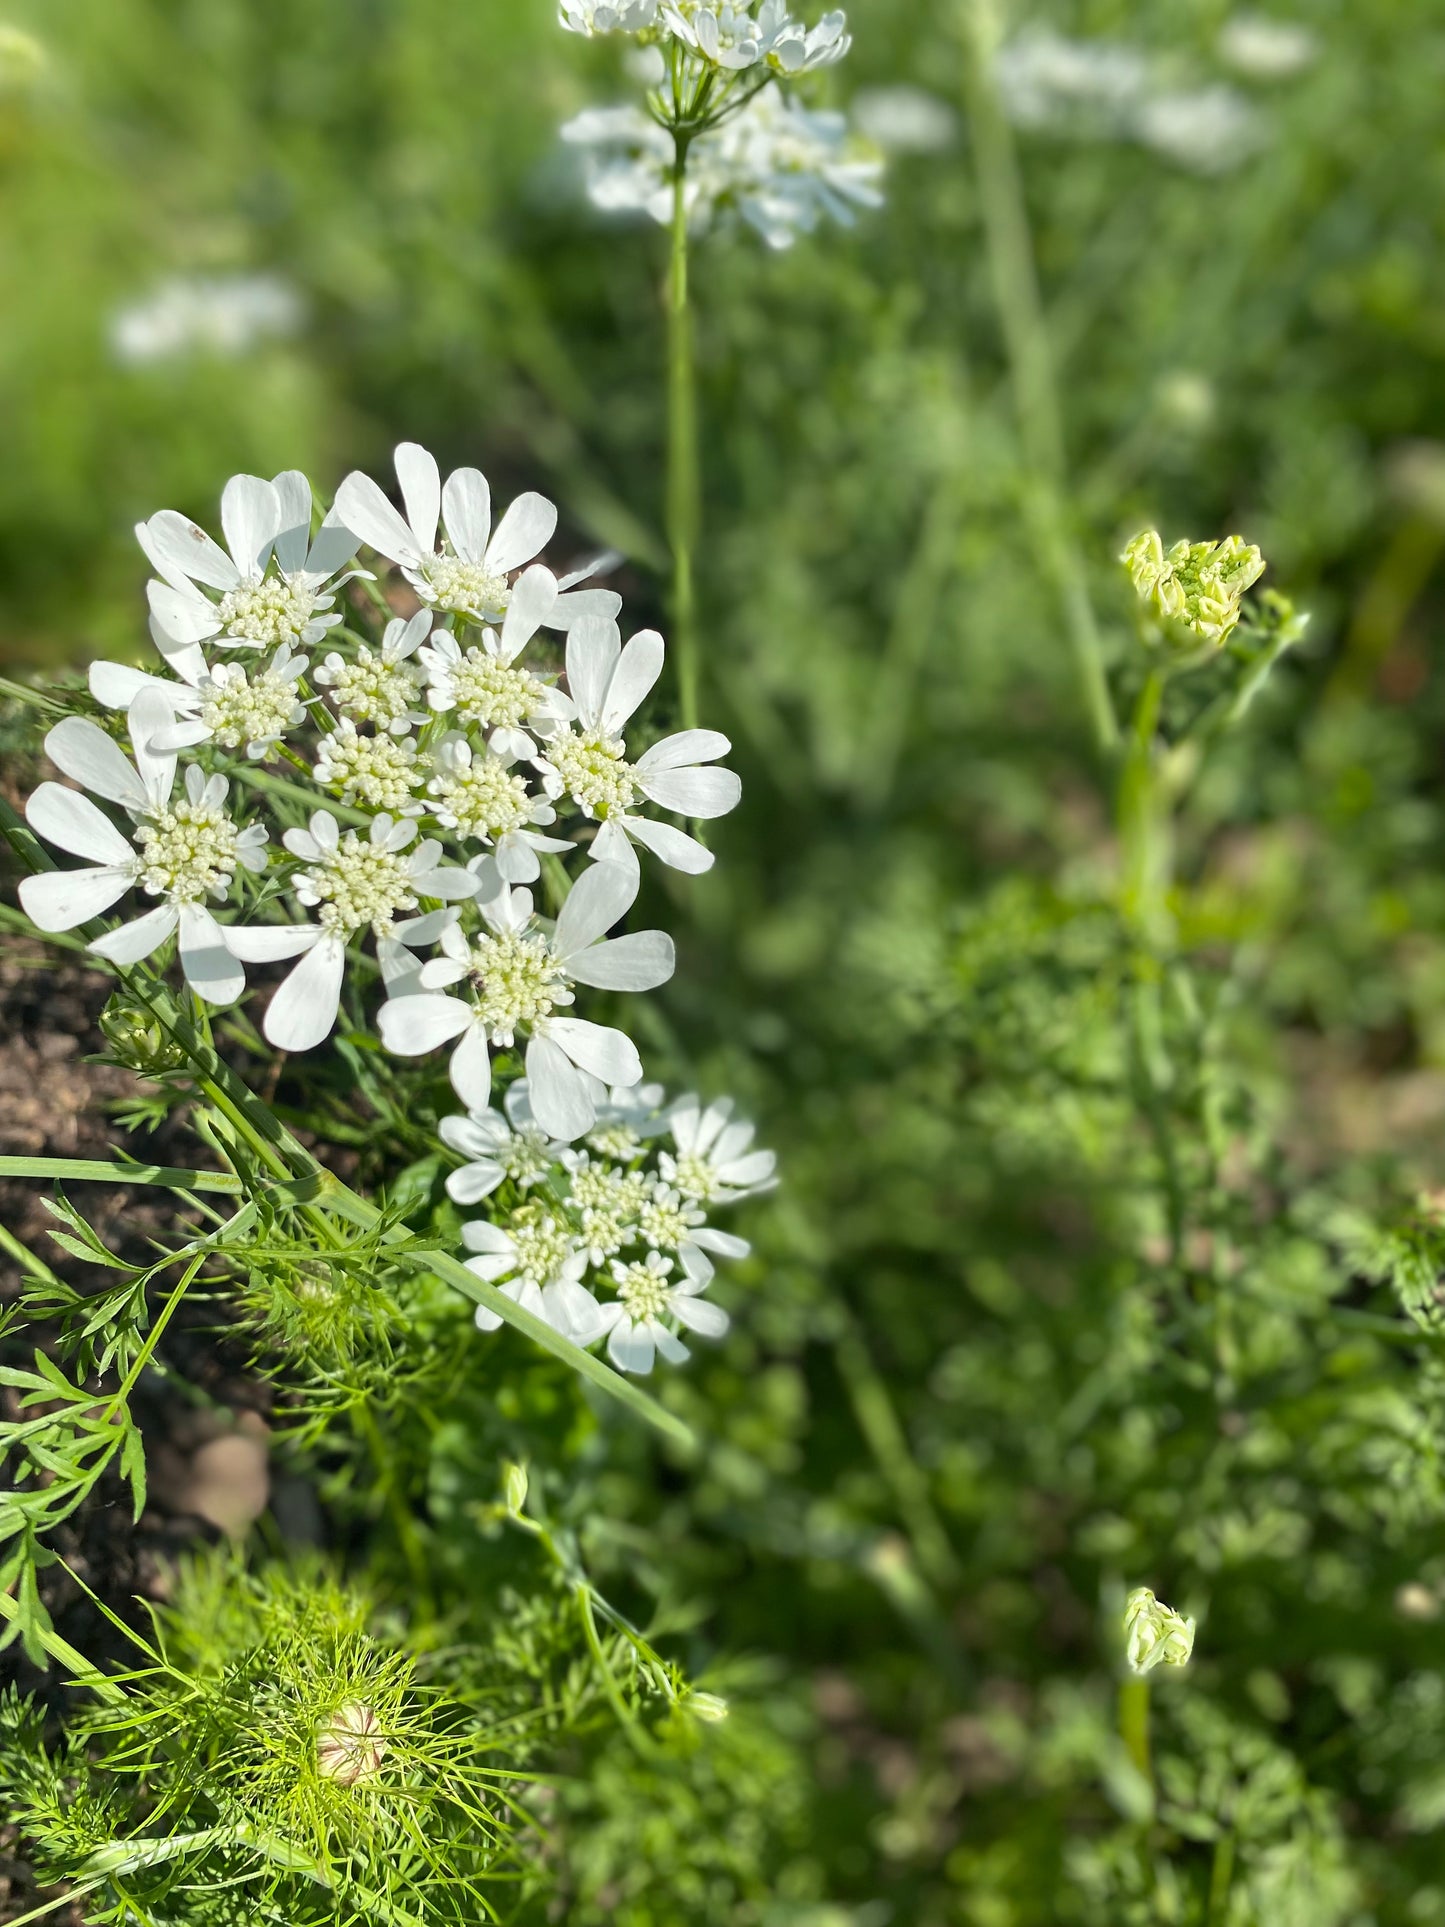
1123, 1587, 1196, 1675
1123, 529, 1266, 646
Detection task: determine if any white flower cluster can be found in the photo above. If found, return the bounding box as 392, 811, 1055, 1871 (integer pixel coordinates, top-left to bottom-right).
559, 0, 850, 77
995, 26, 1269, 177
564, 87, 882, 249
18, 445, 743, 1149
109, 272, 306, 369
446, 1081, 776, 1371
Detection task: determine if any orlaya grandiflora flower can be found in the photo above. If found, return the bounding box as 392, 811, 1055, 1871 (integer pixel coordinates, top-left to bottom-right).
594, 1250, 730, 1374
537, 615, 739, 875
18, 690, 268, 1003
334, 442, 620, 634
418, 564, 570, 762
313, 609, 430, 734
660, 1093, 778, 1202
239, 811, 479, 1053
377, 859, 674, 1141
138, 469, 360, 679
460, 1205, 603, 1345
439, 1081, 569, 1205
559, 0, 659, 33
426, 733, 572, 883
87, 636, 310, 761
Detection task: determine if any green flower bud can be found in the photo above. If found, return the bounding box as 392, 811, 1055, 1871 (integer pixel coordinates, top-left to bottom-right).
99, 992, 189, 1075
1123, 1586, 1196, 1675
502, 1461, 529, 1517
685, 1690, 730, 1723
1123, 529, 1265, 647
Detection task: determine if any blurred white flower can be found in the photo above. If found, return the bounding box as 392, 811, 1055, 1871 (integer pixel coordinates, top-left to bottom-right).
559, 0, 659, 32
851, 85, 957, 155
1136, 85, 1263, 175
19, 691, 269, 1005
660, 1094, 777, 1203
1218, 13, 1317, 80
564, 87, 883, 249
595, 1251, 730, 1374
109, 272, 304, 368
440, 1083, 568, 1205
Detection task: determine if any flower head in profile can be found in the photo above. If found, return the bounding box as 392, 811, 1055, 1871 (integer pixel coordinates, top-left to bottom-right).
559, 0, 659, 30
377, 861, 674, 1140
595, 1251, 730, 1374
241, 812, 478, 1053
19, 692, 269, 1003
1123, 1587, 1196, 1675
138, 470, 360, 678
89, 643, 311, 763
334, 443, 620, 634
1123, 529, 1266, 646
539, 615, 740, 874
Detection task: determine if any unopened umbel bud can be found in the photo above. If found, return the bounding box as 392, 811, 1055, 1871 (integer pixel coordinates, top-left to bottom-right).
502, 1461, 529, 1517
1123, 529, 1265, 647
317, 1701, 387, 1786
686, 1691, 730, 1723
1123, 1587, 1196, 1675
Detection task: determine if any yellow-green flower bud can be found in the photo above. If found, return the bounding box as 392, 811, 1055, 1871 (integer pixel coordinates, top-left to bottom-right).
686, 1690, 730, 1723
1123, 529, 1265, 647
1123, 1587, 1196, 1675
502, 1461, 529, 1517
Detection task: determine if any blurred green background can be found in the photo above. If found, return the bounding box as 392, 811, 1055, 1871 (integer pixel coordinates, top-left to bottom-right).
9, 0, 1445, 1921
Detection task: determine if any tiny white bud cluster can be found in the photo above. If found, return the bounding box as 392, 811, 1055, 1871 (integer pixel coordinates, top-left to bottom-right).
216, 575, 320, 648
302, 835, 420, 939
544, 729, 638, 819
316, 643, 426, 730
466, 930, 574, 1042
314, 723, 422, 813
420, 554, 512, 624
135, 798, 243, 902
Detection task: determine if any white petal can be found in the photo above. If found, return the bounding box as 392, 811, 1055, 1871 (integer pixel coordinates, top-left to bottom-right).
441, 466, 491, 563
26, 784, 134, 865
306, 506, 361, 582
545, 1018, 642, 1089
498, 564, 559, 659
270, 470, 314, 574
544, 1280, 605, 1345
43, 719, 147, 811
19, 866, 133, 932
222, 923, 320, 963
334, 470, 423, 565
636, 764, 741, 819
568, 930, 674, 993
547, 587, 624, 632
607, 1319, 656, 1375
673, 1294, 729, 1338
127, 690, 179, 808
525, 1035, 597, 1142
654, 1325, 691, 1365
450, 1022, 495, 1110
462, 1219, 512, 1255
178, 902, 245, 1005
564, 615, 621, 730
601, 629, 664, 735
690, 1227, 750, 1259
220, 474, 280, 577
88, 901, 179, 963
394, 443, 441, 556
718, 1149, 776, 1189
376, 994, 473, 1056
147, 579, 220, 646
150, 719, 213, 753
635, 728, 732, 773
89, 661, 193, 712
485, 491, 558, 574
144, 509, 240, 591
553, 858, 639, 959
264, 937, 347, 1051
619, 815, 714, 874
446, 1161, 505, 1205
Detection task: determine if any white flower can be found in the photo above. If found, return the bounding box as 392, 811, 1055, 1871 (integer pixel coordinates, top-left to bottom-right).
851, 85, 958, 155
418, 569, 569, 760
657, 2, 849, 74
334, 442, 620, 633
560, 0, 659, 30
751, 0, 850, 74
462, 1204, 602, 1344
1218, 13, 1317, 81
1135, 86, 1263, 176
139, 470, 359, 674
313, 721, 423, 815
539, 615, 740, 874
562, 1151, 649, 1265
109, 271, 304, 369
439, 1082, 568, 1205
18, 691, 269, 1004
238, 811, 478, 1053
377, 860, 674, 1141
565, 89, 883, 250
88, 642, 310, 762
426, 733, 571, 883
659, 1094, 777, 1202
585, 1080, 668, 1161
595, 1252, 730, 1374
660, 2, 761, 69
313, 609, 429, 734
637, 1180, 749, 1284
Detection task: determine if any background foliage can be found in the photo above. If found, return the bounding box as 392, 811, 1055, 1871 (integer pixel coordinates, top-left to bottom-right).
6, 0, 1445, 1921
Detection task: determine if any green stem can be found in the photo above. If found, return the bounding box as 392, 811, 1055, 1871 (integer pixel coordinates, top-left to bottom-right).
959, 0, 1117, 758
667, 141, 701, 733
0, 1591, 126, 1705
0, 1157, 243, 1195
1119, 669, 1169, 937
1118, 1674, 1152, 1790
1206, 1829, 1236, 1926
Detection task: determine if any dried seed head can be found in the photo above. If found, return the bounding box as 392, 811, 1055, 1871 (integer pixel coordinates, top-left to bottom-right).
317, 1700, 387, 1786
